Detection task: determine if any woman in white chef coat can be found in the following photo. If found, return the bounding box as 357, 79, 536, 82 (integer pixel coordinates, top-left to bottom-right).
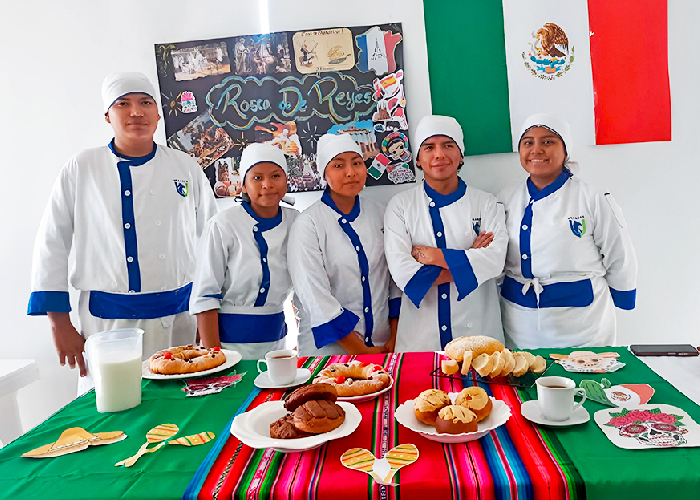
498, 114, 637, 349
288, 134, 400, 356
190, 143, 298, 359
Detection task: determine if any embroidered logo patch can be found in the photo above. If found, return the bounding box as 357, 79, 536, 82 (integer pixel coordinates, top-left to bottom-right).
174, 179, 189, 197
569, 216, 586, 237
472, 217, 481, 236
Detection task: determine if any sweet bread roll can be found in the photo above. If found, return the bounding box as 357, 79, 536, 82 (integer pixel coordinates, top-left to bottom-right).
455, 387, 493, 422
441, 359, 460, 375
292, 399, 346, 434
414, 389, 450, 426
518, 351, 536, 367
444, 335, 505, 362
472, 353, 495, 377
435, 405, 477, 434
285, 383, 337, 411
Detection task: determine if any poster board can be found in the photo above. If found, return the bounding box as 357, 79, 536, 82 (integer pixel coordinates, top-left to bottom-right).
155, 23, 415, 198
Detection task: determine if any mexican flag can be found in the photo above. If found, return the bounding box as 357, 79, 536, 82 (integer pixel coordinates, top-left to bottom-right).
424, 0, 671, 155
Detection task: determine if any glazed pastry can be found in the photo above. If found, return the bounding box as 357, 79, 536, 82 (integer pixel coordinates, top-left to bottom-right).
313, 361, 390, 397
444, 335, 505, 362
455, 387, 493, 422
435, 405, 478, 434
414, 389, 451, 426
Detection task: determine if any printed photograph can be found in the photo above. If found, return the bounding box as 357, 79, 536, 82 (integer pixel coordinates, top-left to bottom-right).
172, 42, 231, 81
167, 111, 234, 169
211, 157, 243, 198
232, 33, 291, 76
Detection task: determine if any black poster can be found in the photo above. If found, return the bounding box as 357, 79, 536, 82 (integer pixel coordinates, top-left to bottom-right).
155, 23, 415, 198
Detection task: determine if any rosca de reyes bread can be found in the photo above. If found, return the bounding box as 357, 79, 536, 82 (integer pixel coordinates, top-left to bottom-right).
149, 345, 226, 375
313, 361, 390, 397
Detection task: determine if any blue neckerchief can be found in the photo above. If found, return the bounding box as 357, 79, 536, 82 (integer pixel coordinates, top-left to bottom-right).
321, 189, 361, 222
526, 167, 572, 201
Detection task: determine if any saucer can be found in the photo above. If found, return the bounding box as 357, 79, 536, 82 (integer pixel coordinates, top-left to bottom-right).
254, 368, 311, 389
520, 400, 590, 427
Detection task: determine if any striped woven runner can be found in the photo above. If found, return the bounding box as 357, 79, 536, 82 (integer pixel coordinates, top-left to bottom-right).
185, 352, 583, 499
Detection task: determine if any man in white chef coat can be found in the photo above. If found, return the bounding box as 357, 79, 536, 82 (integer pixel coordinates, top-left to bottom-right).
28, 72, 218, 390
384, 115, 506, 352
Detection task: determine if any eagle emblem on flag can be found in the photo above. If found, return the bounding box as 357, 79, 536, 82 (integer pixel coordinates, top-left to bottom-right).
522, 23, 574, 80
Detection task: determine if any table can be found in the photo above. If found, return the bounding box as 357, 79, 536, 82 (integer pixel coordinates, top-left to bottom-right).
1, 349, 699, 499
0, 359, 39, 447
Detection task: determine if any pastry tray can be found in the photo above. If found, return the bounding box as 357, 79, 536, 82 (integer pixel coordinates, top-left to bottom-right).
430, 360, 554, 389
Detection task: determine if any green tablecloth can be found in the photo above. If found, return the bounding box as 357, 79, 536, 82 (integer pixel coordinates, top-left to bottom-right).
0, 361, 257, 500
2, 349, 700, 500
519, 348, 700, 499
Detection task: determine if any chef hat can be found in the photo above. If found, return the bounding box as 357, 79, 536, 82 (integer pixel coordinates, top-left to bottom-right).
101, 72, 157, 113
518, 113, 572, 158
316, 133, 363, 175
414, 115, 465, 155
239, 143, 288, 183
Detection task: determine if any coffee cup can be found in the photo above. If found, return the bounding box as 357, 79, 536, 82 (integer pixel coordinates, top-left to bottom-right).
535, 376, 586, 421
257, 349, 297, 385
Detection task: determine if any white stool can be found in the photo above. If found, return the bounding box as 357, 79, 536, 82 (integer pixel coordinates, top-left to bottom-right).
0, 359, 40, 447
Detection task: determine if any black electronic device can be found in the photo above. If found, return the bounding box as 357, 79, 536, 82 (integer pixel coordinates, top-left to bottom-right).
630, 344, 699, 357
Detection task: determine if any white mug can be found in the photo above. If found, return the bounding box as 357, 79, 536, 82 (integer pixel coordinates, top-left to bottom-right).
257, 349, 297, 385
535, 376, 586, 421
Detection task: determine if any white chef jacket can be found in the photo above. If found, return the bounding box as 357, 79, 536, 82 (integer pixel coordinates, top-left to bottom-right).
288, 190, 400, 356
190, 202, 298, 359
28, 142, 218, 357
497, 169, 637, 349
384, 179, 506, 353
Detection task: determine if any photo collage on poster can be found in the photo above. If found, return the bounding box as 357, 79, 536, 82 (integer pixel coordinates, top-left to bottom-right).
155, 24, 415, 197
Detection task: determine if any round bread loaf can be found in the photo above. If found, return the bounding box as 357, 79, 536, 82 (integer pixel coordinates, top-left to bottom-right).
455, 387, 493, 422
414, 389, 451, 426
435, 405, 478, 434
292, 399, 346, 434
444, 335, 504, 362
284, 383, 337, 412
149, 345, 226, 375
270, 414, 313, 439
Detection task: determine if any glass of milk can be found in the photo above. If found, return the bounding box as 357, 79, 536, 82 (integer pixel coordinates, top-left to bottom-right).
85, 328, 144, 413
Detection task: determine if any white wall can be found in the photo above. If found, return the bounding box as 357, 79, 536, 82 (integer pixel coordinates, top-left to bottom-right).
1, 0, 697, 437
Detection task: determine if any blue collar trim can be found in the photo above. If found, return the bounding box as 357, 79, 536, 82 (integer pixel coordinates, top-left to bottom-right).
423, 178, 467, 208
321, 189, 361, 222
242, 201, 282, 232
527, 168, 572, 201
108, 140, 157, 166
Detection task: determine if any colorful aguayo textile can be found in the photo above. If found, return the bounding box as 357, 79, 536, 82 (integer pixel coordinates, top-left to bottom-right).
186, 352, 582, 499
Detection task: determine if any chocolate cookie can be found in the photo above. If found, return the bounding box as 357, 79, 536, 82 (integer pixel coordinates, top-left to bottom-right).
292, 399, 345, 434
284, 383, 337, 412
269, 414, 313, 439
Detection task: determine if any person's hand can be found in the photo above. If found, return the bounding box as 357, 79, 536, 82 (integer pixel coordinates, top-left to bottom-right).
471, 231, 494, 249
412, 245, 442, 266
382, 337, 396, 353
338, 331, 385, 355
47, 312, 87, 376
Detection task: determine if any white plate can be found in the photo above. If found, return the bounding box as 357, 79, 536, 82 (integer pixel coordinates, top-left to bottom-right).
230, 400, 362, 452
254, 368, 312, 389
520, 400, 590, 427
395, 395, 511, 443
337, 376, 394, 403
142, 349, 242, 380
